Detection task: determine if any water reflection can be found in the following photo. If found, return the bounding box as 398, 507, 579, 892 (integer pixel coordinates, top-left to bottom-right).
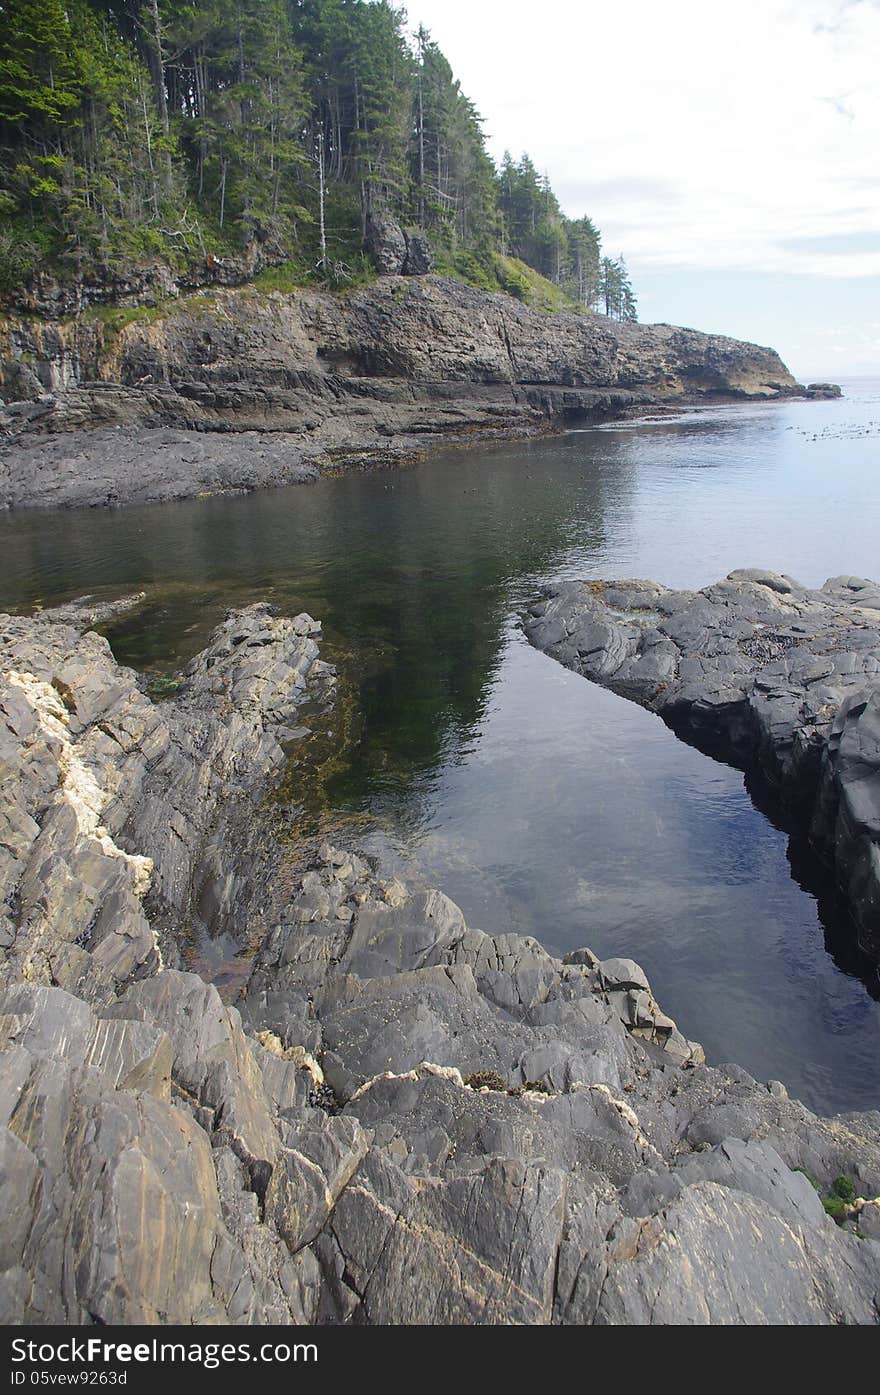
1, 382, 879, 1112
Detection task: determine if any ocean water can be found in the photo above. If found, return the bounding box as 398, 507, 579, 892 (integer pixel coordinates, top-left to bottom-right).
1, 377, 878, 1113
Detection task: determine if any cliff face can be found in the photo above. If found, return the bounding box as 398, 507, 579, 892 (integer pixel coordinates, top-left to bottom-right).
314, 277, 796, 396
0, 275, 800, 508
1, 274, 799, 402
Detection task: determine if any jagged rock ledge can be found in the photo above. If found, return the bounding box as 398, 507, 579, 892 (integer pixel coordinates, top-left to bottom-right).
1, 599, 879, 1324
0, 596, 334, 999
524, 570, 880, 962
0, 275, 808, 510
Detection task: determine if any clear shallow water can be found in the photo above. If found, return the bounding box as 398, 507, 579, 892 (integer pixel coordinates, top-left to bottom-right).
1, 379, 879, 1113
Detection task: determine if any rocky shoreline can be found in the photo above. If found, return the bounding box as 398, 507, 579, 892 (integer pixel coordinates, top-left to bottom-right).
524, 570, 880, 965
1, 597, 879, 1324
0, 275, 811, 511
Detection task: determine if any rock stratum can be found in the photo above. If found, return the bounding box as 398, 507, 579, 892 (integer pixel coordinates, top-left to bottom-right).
0, 276, 801, 509
524, 570, 880, 965
1, 597, 879, 1325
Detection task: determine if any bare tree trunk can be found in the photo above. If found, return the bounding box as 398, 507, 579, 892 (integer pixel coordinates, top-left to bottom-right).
317, 129, 327, 272
141, 88, 159, 217
146, 0, 173, 193
194, 51, 207, 196
271, 71, 281, 218
353, 72, 368, 238
417, 50, 425, 226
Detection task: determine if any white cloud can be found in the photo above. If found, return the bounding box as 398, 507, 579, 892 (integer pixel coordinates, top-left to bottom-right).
406, 0, 880, 279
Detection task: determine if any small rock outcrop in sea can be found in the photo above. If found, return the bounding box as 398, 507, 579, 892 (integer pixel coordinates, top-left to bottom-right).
0, 276, 803, 509
1, 598, 880, 1324
524, 570, 880, 961
805, 383, 843, 399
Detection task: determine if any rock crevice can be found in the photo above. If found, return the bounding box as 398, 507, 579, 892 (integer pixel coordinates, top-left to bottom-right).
1, 597, 879, 1325
524, 570, 880, 961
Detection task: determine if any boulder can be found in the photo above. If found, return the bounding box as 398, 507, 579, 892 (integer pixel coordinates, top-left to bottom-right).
365, 214, 409, 275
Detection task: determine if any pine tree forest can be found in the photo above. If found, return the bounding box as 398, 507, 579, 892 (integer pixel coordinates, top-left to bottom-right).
0, 0, 638, 318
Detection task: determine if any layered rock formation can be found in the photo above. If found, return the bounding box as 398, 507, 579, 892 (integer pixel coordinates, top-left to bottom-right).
0, 596, 333, 1002
524, 570, 880, 962
1, 597, 879, 1324
0, 276, 802, 509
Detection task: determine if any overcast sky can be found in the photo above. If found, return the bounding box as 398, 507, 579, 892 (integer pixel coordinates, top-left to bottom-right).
404, 0, 880, 378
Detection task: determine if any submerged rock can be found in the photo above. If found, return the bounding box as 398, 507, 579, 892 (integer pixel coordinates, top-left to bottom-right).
1, 599, 879, 1324
524, 570, 880, 961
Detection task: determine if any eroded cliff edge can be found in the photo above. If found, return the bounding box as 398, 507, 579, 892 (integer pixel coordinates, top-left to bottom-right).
0, 275, 801, 509
524, 571, 880, 965
1, 598, 879, 1325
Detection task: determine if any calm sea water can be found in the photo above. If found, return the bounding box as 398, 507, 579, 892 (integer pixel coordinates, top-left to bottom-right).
1, 378, 878, 1114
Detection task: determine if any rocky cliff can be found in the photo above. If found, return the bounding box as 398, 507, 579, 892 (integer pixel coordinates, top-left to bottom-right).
0, 276, 801, 509
525, 570, 880, 965
1, 598, 879, 1324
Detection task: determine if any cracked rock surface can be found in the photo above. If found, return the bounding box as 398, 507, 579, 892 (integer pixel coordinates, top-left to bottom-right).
1, 599, 879, 1324
0, 596, 331, 1003
525, 570, 880, 963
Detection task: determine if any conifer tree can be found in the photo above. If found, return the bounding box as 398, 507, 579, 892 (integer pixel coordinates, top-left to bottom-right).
0, 0, 83, 124
0, 0, 637, 310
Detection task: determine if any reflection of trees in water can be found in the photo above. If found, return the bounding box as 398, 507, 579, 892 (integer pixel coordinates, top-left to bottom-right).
309, 440, 623, 804
1, 435, 631, 809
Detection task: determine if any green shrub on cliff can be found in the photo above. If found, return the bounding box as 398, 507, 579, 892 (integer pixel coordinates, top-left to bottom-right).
821, 1174, 858, 1222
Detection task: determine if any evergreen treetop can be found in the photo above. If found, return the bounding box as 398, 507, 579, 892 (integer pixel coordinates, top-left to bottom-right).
0, 0, 637, 319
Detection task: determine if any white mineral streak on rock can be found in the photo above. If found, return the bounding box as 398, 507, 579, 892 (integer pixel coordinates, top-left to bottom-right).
580, 1081, 662, 1158
6, 670, 69, 738
348, 1061, 466, 1103
6, 669, 154, 897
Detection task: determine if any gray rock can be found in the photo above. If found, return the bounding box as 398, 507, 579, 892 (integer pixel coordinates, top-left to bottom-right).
0, 277, 801, 510
365, 214, 409, 274
402, 229, 433, 276
595, 1181, 878, 1325
0, 598, 333, 1004
1, 597, 878, 1326
524, 571, 880, 961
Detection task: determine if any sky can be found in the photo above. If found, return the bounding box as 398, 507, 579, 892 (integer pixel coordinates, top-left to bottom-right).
403, 0, 880, 379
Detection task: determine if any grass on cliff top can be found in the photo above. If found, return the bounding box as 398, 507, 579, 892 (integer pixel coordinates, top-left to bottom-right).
251, 243, 581, 314
431, 245, 583, 314
491, 254, 583, 313
11, 233, 582, 332
252, 195, 379, 296
81, 303, 171, 337
252, 250, 376, 296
